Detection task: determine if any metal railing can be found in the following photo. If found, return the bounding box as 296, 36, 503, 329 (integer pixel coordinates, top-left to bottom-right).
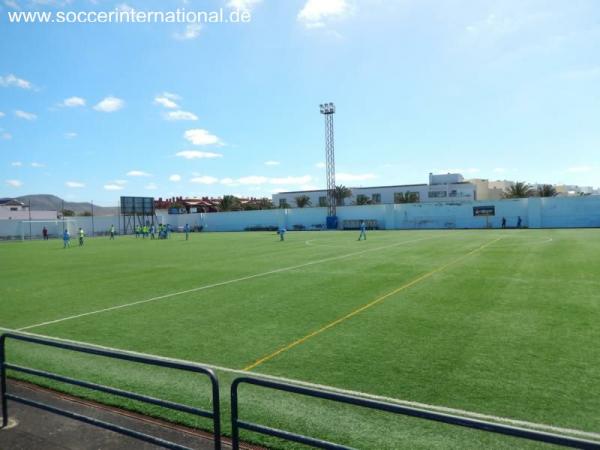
0, 333, 221, 450
231, 376, 600, 450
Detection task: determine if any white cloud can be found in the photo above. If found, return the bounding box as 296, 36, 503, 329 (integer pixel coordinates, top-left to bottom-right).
15, 110, 37, 120
31, 162, 45, 168
184, 129, 222, 146
270, 175, 312, 185
173, 24, 202, 40
64, 132, 77, 139
154, 94, 179, 109
190, 176, 219, 184
315, 162, 326, 169
0, 74, 32, 89
220, 177, 236, 185
11, 161, 22, 167
567, 166, 593, 173
104, 184, 124, 191
337, 172, 377, 182
4, 0, 20, 10
126, 170, 152, 177
265, 160, 280, 166
66, 181, 85, 188
227, 0, 262, 11
0, 112, 5, 118
493, 167, 507, 174
61, 96, 86, 107
145, 182, 158, 190
114, 179, 127, 185
94, 96, 125, 113
176, 150, 223, 159
6, 179, 23, 187
116, 3, 134, 13
298, 0, 351, 28
238, 176, 269, 185
165, 110, 198, 121
1, 132, 12, 140
169, 174, 182, 182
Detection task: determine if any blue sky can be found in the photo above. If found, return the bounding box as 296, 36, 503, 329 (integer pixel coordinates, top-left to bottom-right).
1, 0, 599, 205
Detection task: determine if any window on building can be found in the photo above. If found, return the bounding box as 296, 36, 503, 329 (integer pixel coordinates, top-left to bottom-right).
429, 191, 447, 198
371, 193, 381, 204
318, 196, 328, 207
10, 207, 18, 211
279, 198, 288, 207
449, 190, 457, 197
394, 192, 420, 203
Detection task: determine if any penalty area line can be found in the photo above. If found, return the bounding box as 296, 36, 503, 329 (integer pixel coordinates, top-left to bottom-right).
0, 326, 598, 442
17, 234, 443, 332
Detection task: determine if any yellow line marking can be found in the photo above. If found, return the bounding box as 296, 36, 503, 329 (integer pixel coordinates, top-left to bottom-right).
243, 237, 502, 372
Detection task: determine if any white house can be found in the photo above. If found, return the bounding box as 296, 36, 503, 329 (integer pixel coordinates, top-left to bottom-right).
272, 173, 477, 208
0, 198, 57, 220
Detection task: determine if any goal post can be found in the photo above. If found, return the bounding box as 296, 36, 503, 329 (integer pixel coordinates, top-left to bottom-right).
19, 219, 78, 241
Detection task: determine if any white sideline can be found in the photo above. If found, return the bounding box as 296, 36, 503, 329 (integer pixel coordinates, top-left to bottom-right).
17, 235, 443, 331
0, 326, 598, 441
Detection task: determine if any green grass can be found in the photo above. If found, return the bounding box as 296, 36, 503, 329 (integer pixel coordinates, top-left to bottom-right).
1, 229, 599, 449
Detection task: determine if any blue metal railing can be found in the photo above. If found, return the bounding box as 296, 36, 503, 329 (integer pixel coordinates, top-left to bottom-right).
0, 333, 221, 450
231, 376, 600, 450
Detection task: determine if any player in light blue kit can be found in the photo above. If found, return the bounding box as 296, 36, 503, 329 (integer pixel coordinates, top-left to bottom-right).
358, 220, 367, 241
184, 224, 190, 240
63, 229, 71, 248
278, 227, 286, 241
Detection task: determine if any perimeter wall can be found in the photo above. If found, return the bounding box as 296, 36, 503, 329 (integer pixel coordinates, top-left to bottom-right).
0, 196, 598, 238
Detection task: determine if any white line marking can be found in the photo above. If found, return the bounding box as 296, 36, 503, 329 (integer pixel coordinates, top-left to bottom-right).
18, 235, 442, 331
1, 326, 598, 441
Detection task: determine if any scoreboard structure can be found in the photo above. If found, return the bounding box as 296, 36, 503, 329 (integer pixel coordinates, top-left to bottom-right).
120, 196, 156, 235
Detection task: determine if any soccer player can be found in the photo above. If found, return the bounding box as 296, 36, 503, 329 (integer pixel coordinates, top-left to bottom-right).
42, 226, 48, 240
358, 220, 367, 241
142, 225, 148, 239
150, 224, 156, 240
109, 225, 116, 240
501, 217, 506, 229
184, 224, 190, 240
135, 225, 141, 238
63, 229, 70, 248
279, 227, 286, 241
517, 216, 522, 228
78, 227, 85, 246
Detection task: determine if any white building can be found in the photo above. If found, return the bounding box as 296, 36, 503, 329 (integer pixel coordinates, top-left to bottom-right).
0, 198, 57, 220
272, 173, 476, 208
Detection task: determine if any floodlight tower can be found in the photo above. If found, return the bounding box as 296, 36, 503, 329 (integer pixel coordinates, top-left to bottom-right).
320, 102, 337, 224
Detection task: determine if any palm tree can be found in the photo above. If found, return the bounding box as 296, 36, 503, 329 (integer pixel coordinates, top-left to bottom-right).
395, 191, 420, 204
219, 195, 241, 211
333, 185, 352, 206
503, 182, 534, 199
355, 195, 371, 205
537, 184, 557, 197
256, 198, 274, 209
295, 195, 311, 208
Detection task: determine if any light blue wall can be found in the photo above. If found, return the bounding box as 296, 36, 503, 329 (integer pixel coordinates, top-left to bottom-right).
1, 196, 599, 239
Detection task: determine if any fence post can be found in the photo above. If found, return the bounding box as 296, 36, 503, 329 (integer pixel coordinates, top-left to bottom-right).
230, 380, 240, 450
0, 334, 8, 428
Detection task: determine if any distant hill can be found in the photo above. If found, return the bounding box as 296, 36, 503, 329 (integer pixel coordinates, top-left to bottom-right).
16, 195, 119, 216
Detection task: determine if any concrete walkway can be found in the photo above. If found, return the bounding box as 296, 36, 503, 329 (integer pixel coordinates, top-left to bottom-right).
0, 380, 245, 450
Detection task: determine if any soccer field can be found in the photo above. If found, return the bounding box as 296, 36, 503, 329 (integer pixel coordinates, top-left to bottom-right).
1, 229, 599, 449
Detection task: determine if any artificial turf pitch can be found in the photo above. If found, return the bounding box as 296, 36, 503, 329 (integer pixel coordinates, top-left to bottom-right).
0, 229, 599, 449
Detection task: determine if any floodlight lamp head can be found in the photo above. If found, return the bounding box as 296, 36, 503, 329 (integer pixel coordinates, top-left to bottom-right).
320, 102, 335, 114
